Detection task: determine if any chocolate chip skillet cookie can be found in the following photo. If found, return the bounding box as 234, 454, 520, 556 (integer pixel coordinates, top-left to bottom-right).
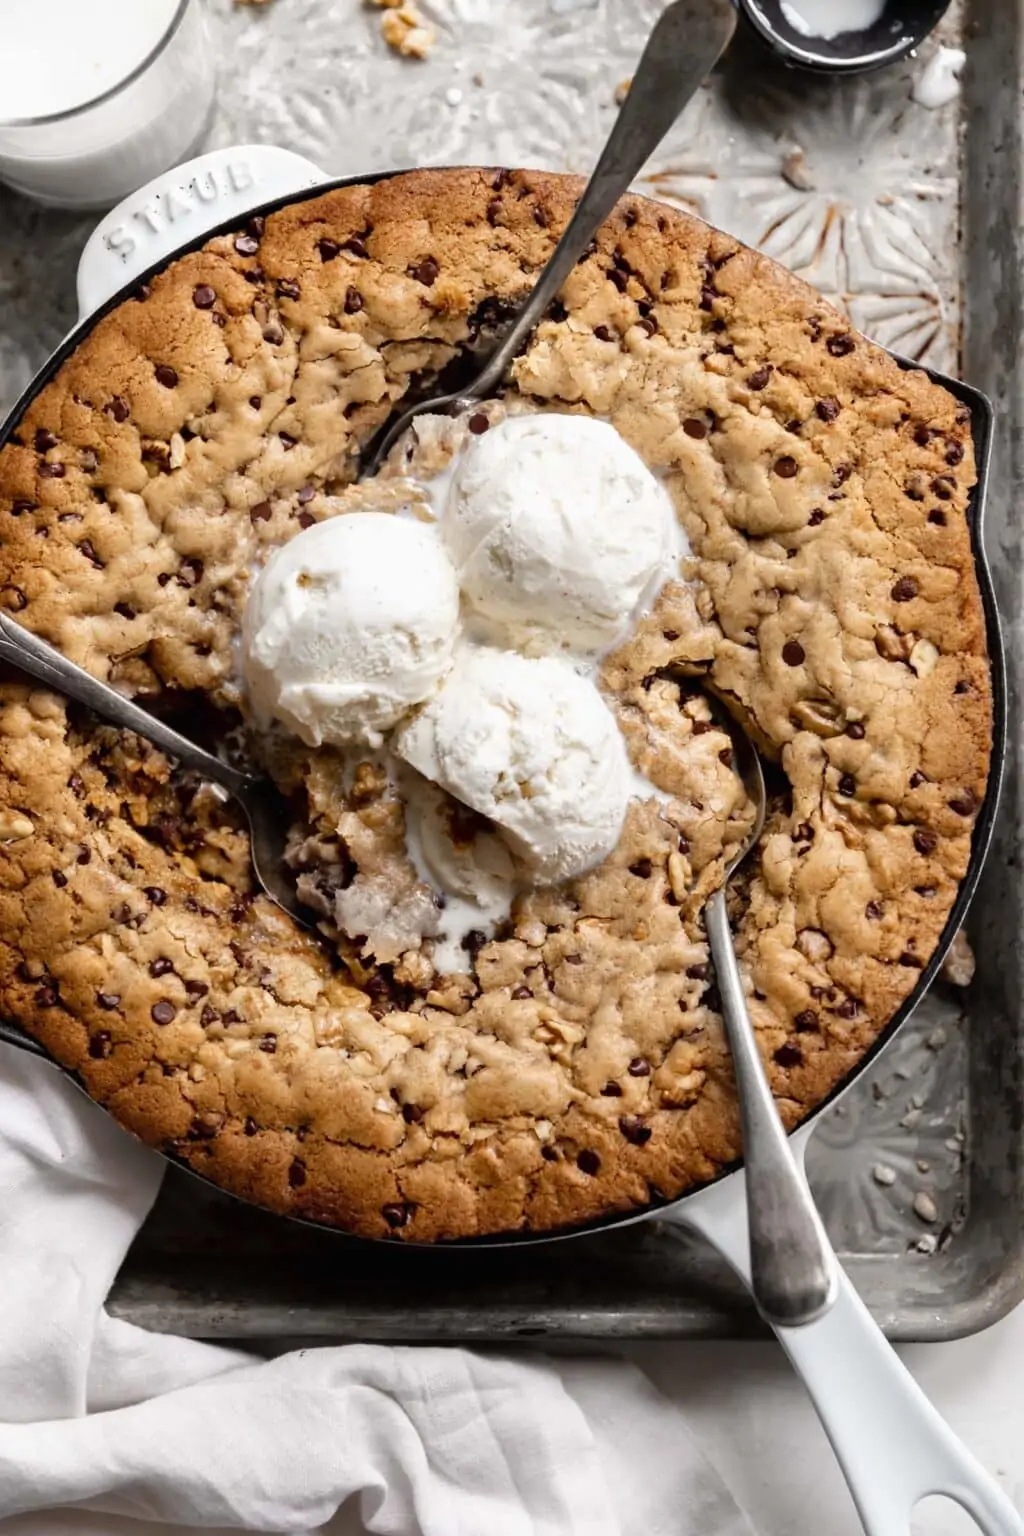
0, 169, 990, 1241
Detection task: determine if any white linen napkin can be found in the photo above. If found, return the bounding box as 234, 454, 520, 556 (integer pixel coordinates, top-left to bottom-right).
0, 1044, 753, 1536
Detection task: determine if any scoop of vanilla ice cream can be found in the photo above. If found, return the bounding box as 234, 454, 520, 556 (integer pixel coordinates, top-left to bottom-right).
441, 413, 680, 654
394, 645, 631, 885
243, 513, 460, 749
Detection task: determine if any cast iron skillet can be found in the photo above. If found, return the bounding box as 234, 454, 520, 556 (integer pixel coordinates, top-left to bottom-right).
0, 161, 1006, 1251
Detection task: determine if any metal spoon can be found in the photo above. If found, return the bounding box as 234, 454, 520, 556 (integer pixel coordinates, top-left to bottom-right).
360, 0, 737, 479
703, 708, 837, 1327
0, 612, 308, 926
737, 0, 952, 74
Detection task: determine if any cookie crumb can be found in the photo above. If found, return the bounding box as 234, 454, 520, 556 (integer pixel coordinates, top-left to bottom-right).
913, 1191, 938, 1223
782, 148, 815, 191
375, 0, 436, 58
940, 928, 975, 987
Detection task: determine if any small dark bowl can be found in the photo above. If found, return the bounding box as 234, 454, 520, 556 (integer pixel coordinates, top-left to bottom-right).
738, 0, 953, 74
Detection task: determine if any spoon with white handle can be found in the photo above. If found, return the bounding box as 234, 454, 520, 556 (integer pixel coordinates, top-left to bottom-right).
702, 711, 837, 1327
360, 0, 737, 478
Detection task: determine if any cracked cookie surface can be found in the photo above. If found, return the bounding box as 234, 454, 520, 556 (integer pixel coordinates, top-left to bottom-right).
0, 169, 990, 1240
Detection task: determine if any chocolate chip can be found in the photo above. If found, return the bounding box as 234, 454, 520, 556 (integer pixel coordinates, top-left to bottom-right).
410, 256, 439, 286
462, 929, 487, 957
259, 1035, 277, 1054
576, 1149, 601, 1175
954, 680, 970, 695
177, 557, 203, 588
846, 721, 866, 740
276, 278, 301, 301
38, 462, 65, 479
629, 858, 653, 879
946, 440, 965, 466
892, 576, 919, 603
382, 1202, 412, 1228
318, 237, 340, 262
774, 1042, 802, 1068
192, 284, 216, 310
932, 475, 956, 501
910, 770, 926, 788
682, 418, 707, 440
244, 1116, 258, 1136
747, 365, 772, 391
827, 334, 855, 357
149, 957, 173, 978
344, 286, 363, 314
10, 500, 33, 516
34, 428, 58, 453
151, 1000, 176, 1025
78, 539, 103, 569
67, 773, 85, 798
96, 992, 120, 1010
534, 205, 550, 227
782, 640, 805, 666
699, 282, 716, 312
344, 235, 369, 259
200, 1005, 219, 1027
144, 886, 167, 906
619, 1115, 652, 1146
52, 870, 67, 888
288, 1158, 307, 1187
297, 484, 316, 505
793, 822, 814, 844
0, 587, 27, 611
816, 397, 841, 423
899, 951, 923, 968
836, 998, 859, 1019
235, 233, 260, 257
113, 602, 137, 621
916, 885, 936, 899
249, 395, 262, 411
511, 985, 531, 1000
297, 511, 315, 529
468, 413, 491, 435
795, 1010, 818, 1032
628, 1056, 652, 1077
184, 979, 209, 1000
686, 963, 709, 980
33, 984, 57, 1007
719, 747, 734, 768
865, 901, 883, 920
928, 509, 947, 526
89, 1031, 113, 1059
594, 325, 615, 342
838, 773, 856, 798
774, 456, 799, 479
949, 790, 977, 816
279, 432, 297, 451
155, 365, 178, 389
808, 509, 825, 527
262, 322, 284, 345
636, 315, 658, 337
402, 1102, 424, 1124
914, 829, 938, 855
600, 1081, 623, 1097
251, 500, 272, 523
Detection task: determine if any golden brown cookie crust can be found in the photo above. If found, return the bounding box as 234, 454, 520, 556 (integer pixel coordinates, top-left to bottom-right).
0, 169, 991, 1241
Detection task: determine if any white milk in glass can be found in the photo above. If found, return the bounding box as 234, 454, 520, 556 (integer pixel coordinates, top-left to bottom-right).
0, 0, 216, 209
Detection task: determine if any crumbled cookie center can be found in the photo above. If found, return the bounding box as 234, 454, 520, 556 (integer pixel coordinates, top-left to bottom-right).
0, 169, 990, 1242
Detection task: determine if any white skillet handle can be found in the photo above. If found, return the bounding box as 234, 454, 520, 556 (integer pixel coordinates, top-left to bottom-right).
76, 144, 329, 321
681, 1139, 1023, 1536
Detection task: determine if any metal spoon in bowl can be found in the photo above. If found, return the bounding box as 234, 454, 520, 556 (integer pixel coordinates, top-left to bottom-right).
703, 706, 838, 1326
0, 612, 309, 927
360, 0, 737, 479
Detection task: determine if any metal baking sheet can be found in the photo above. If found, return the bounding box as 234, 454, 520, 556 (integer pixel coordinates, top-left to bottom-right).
0, 0, 1020, 1340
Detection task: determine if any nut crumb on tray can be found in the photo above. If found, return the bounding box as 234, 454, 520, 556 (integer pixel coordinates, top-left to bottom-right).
0, 168, 991, 1242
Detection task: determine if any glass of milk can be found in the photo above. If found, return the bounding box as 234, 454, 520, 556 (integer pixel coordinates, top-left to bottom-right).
0, 0, 217, 211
